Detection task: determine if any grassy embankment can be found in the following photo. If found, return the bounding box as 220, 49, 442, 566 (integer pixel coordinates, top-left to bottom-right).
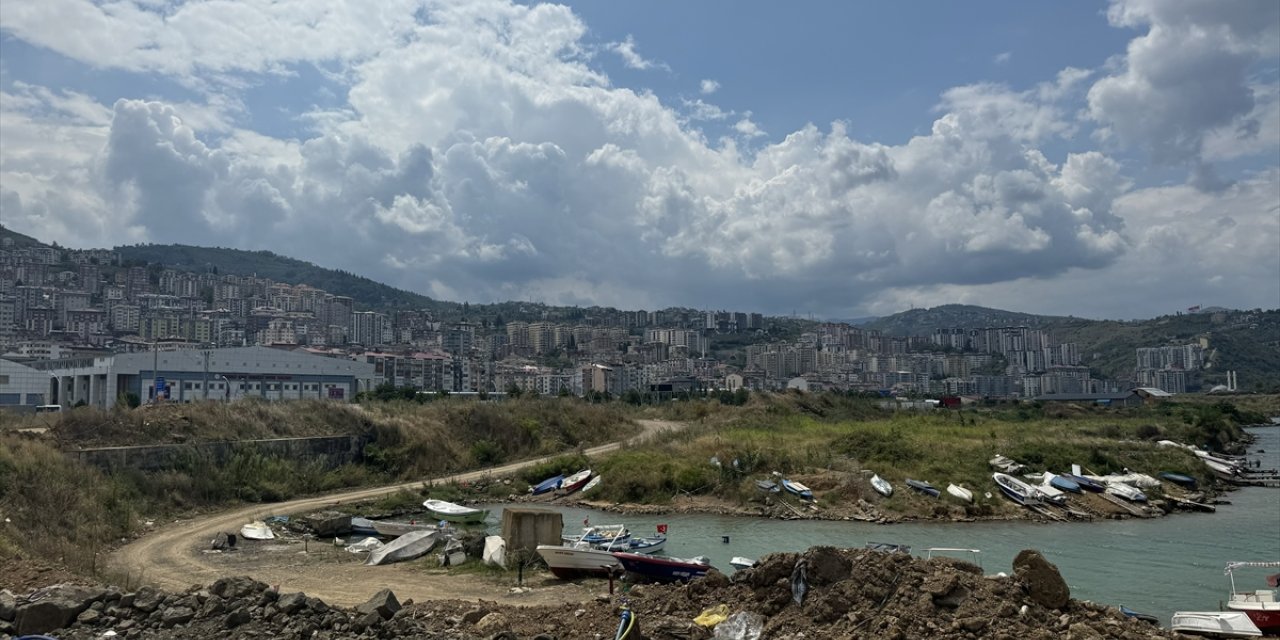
548, 393, 1266, 518
0, 397, 637, 579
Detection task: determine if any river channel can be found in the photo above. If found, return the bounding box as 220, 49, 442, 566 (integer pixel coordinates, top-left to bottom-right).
482, 427, 1280, 625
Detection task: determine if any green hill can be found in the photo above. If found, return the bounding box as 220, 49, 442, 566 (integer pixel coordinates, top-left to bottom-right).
0, 224, 50, 249
862, 304, 1076, 336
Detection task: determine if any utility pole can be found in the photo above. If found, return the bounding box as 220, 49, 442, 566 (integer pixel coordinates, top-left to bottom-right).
202, 349, 211, 400
151, 339, 159, 403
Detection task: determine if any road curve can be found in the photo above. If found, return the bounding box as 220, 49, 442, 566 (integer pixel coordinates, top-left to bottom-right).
109, 419, 683, 606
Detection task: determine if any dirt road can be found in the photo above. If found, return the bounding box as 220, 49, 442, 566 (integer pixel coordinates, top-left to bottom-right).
109, 419, 683, 607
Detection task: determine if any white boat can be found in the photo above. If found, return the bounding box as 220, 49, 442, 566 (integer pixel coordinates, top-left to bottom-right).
239, 521, 275, 540
1223, 561, 1280, 635
423, 499, 489, 524
946, 483, 973, 502
626, 534, 666, 554
729, 556, 756, 570
1170, 611, 1262, 637
371, 520, 437, 537
559, 469, 594, 494
870, 474, 893, 497
366, 530, 440, 566
562, 524, 631, 547
1105, 483, 1147, 502
580, 475, 601, 494
992, 473, 1043, 505
536, 542, 623, 579
989, 454, 1027, 474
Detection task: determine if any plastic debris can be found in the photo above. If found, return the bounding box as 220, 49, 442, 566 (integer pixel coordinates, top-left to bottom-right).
712, 611, 764, 640
693, 603, 730, 627
791, 559, 808, 606
344, 537, 383, 553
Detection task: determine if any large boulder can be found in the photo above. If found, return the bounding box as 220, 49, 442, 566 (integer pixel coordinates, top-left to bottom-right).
161, 605, 195, 627
356, 588, 400, 620
14, 585, 104, 635
0, 590, 16, 622
277, 592, 308, 614
209, 576, 269, 600
1013, 549, 1070, 609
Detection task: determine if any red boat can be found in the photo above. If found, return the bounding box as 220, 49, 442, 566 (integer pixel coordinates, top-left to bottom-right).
559, 469, 593, 494
613, 551, 713, 583
1224, 561, 1280, 636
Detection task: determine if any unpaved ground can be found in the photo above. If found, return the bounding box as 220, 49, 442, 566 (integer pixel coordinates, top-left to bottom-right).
109, 419, 682, 607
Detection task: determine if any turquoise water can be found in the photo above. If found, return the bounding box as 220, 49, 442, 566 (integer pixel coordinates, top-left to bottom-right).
484, 427, 1280, 624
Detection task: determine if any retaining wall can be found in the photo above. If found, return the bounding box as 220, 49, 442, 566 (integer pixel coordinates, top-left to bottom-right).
69, 435, 370, 472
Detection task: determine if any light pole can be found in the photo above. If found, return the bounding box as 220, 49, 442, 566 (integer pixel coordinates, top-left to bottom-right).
217, 375, 230, 402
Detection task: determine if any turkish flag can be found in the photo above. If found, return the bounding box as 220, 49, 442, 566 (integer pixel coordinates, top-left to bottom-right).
656, 524, 668, 534
1267, 573, 1279, 588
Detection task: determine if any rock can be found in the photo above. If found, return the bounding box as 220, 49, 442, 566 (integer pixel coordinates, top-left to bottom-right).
533, 634, 559, 640
803, 546, 853, 585
131, 586, 163, 613
118, 592, 136, 609
200, 595, 226, 617
16, 596, 92, 635
462, 607, 490, 624
959, 616, 988, 632
1067, 622, 1104, 640
224, 607, 251, 629
305, 596, 330, 613
355, 588, 400, 620
489, 632, 518, 640
743, 552, 798, 588
1013, 550, 1070, 610
161, 605, 195, 627
475, 612, 509, 632
0, 590, 16, 622
277, 592, 308, 615
210, 576, 269, 600
351, 609, 382, 633
76, 608, 103, 625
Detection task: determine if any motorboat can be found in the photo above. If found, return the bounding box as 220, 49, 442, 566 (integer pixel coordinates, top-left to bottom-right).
1060, 469, 1105, 493
1159, 471, 1198, 489
989, 454, 1027, 474
1104, 483, 1147, 502
755, 479, 780, 493
992, 473, 1043, 505
870, 474, 893, 497
580, 476, 601, 494
729, 556, 756, 570
422, 499, 489, 524
366, 530, 439, 566
371, 519, 437, 537
537, 542, 623, 579
906, 479, 940, 498
1092, 471, 1161, 489
613, 552, 713, 583
1030, 472, 1082, 494
1170, 611, 1262, 637
563, 524, 631, 547
1029, 477, 1067, 504
865, 542, 911, 554
559, 469, 593, 494
781, 479, 814, 501
1119, 605, 1158, 625
1223, 561, 1280, 635
625, 534, 667, 554
239, 521, 275, 540
530, 474, 564, 495
946, 483, 973, 502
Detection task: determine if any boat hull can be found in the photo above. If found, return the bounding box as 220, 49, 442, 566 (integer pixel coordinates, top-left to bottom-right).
560, 470, 593, 494
946, 484, 973, 502
423, 500, 489, 523
613, 552, 711, 583
1049, 476, 1082, 494
537, 545, 622, 579
993, 473, 1042, 505
1227, 606, 1280, 636
1171, 611, 1263, 637
781, 479, 813, 501
906, 479, 940, 498
870, 475, 893, 497
530, 475, 564, 495
371, 521, 436, 537
1060, 473, 1105, 492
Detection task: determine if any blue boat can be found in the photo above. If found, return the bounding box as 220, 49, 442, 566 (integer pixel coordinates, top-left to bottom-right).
755, 479, 781, 493
781, 479, 813, 500
1158, 472, 1198, 489
1048, 475, 1082, 494
613, 551, 712, 582
350, 517, 378, 537
1059, 473, 1105, 493
905, 479, 941, 498
530, 474, 564, 495
1120, 605, 1159, 625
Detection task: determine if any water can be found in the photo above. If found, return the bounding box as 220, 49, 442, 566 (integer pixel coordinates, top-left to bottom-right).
484, 427, 1280, 624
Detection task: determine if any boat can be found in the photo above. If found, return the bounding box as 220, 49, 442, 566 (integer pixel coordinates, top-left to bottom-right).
625, 534, 667, 554
613, 551, 713, 583
992, 473, 1043, 505
239, 521, 275, 540
423, 499, 489, 524
536, 542, 623, 579
755, 479, 781, 493
1223, 561, 1280, 635
580, 476, 601, 494
1094, 471, 1161, 489
1105, 483, 1147, 502
1170, 611, 1262, 637
729, 557, 756, 571
1059, 472, 1105, 493
865, 542, 911, 554
946, 484, 973, 502
350, 517, 378, 537
1119, 605, 1159, 625
906, 479, 940, 498
1031, 478, 1067, 504
870, 474, 893, 497
371, 519, 437, 537
366, 530, 440, 566
559, 469, 593, 494
1036, 472, 1082, 494
1159, 472, 1198, 489
989, 454, 1027, 474
530, 474, 564, 495
781, 479, 814, 501
563, 524, 631, 547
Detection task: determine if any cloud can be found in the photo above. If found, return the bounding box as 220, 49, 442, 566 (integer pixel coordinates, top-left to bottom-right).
609, 34, 667, 71
700, 79, 720, 94
994, 51, 1012, 64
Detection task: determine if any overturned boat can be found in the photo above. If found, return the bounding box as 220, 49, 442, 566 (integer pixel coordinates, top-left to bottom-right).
365, 530, 440, 566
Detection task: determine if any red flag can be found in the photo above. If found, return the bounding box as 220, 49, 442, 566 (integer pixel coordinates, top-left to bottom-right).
583, 517, 590, 527
656, 524, 668, 534
1267, 573, 1279, 588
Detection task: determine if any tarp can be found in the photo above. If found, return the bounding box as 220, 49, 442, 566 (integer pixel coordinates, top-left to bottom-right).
345, 537, 383, 554
482, 535, 506, 567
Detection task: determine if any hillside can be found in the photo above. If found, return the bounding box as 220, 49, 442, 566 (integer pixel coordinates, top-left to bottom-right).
0, 224, 49, 249
862, 304, 1076, 336
115, 243, 451, 313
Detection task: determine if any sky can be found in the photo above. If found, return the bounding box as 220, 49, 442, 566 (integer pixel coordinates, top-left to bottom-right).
1, 0, 1277, 320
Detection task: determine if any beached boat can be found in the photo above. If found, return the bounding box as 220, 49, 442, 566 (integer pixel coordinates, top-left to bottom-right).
350, 517, 378, 537
992, 473, 1043, 505
559, 469, 593, 494
366, 530, 439, 566
1060, 471, 1105, 492
1223, 561, 1280, 636
989, 454, 1027, 474
729, 557, 756, 571
781, 479, 813, 501
946, 484, 973, 502
906, 479, 940, 498
239, 521, 275, 540
563, 524, 631, 547
1030, 477, 1067, 504
530, 474, 564, 495
423, 499, 489, 524
1105, 483, 1147, 502
580, 475, 601, 494
1032, 472, 1083, 494
1159, 472, 1198, 489
537, 543, 623, 579
1119, 605, 1159, 625
870, 474, 893, 497
626, 534, 666, 554
613, 552, 713, 583
371, 519, 437, 537
755, 479, 781, 493
865, 542, 911, 554
1170, 611, 1262, 637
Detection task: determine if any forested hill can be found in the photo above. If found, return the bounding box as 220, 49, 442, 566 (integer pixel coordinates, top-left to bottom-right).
861, 304, 1076, 335
116, 243, 450, 312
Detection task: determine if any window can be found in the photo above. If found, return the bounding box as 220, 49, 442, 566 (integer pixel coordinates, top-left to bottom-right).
0, 375, 9, 384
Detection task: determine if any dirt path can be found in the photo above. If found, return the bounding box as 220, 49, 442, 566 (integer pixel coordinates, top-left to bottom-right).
109, 419, 683, 607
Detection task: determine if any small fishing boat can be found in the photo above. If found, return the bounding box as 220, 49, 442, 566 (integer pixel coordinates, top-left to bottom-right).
870, 474, 893, 497
371, 520, 437, 537
564, 524, 631, 547
865, 542, 911, 554
537, 542, 623, 579
946, 483, 974, 503
1047, 473, 1082, 494
1105, 483, 1147, 502
626, 534, 667, 554
992, 473, 1043, 505
1098, 471, 1161, 489
1223, 561, 1280, 636
1059, 472, 1105, 493
906, 479, 940, 498
530, 474, 565, 495
580, 475, 602, 494
239, 521, 275, 540
366, 530, 439, 566
350, 517, 378, 537
755, 479, 781, 493
1119, 605, 1159, 625
729, 556, 756, 571
1159, 472, 1198, 489
989, 454, 1027, 474
423, 499, 489, 524
559, 469, 594, 494
1170, 611, 1262, 637
781, 479, 813, 500
613, 552, 713, 583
